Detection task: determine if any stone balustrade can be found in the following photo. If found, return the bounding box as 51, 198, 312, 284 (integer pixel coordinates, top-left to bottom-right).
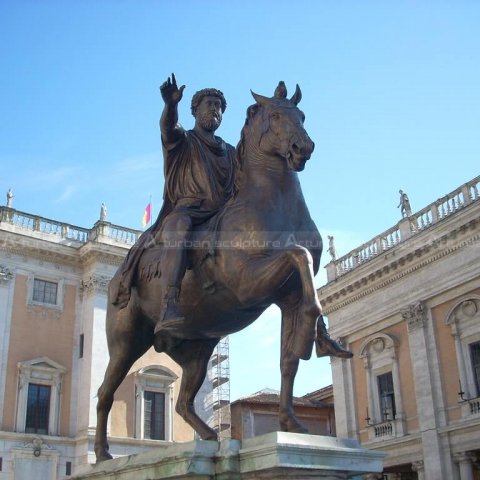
327, 175, 480, 281
0, 207, 141, 247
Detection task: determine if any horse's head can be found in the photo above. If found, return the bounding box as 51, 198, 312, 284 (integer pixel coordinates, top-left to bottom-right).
241, 81, 315, 172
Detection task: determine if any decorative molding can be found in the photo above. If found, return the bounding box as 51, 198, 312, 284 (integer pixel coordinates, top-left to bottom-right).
321, 229, 480, 315
26, 304, 62, 321
411, 460, 424, 472
80, 274, 111, 296
402, 301, 426, 332
0, 264, 13, 284
453, 451, 477, 464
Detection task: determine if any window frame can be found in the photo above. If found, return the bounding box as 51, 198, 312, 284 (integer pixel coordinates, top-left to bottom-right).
143, 390, 166, 440
32, 278, 58, 305
25, 383, 51, 434
15, 358, 66, 436
134, 366, 177, 441
359, 333, 406, 441
470, 341, 480, 397
445, 296, 480, 401
27, 274, 64, 310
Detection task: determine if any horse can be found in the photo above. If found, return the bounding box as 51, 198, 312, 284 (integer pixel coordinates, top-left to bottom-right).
94, 81, 352, 462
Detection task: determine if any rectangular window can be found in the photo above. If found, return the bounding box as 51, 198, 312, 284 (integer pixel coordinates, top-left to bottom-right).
66, 461, 72, 476
79, 334, 84, 359
144, 391, 165, 440
33, 279, 58, 305
377, 372, 396, 421
25, 383, 51, 434
470, 341, 480, 396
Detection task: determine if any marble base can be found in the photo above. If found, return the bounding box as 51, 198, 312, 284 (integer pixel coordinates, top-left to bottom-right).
72, 432, 384, 480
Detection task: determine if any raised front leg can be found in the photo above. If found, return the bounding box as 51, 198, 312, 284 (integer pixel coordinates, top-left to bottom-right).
232, 245, 320, 359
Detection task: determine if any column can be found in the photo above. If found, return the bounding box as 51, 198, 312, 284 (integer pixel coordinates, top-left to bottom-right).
403, 302, 445, 480
331, 350, 358, 438
78, 273, 111, 432
454, 452, 476, 480
0, 265, 14, 430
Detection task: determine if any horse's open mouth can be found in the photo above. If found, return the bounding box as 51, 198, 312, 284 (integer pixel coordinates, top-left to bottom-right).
286, 145, 311, 171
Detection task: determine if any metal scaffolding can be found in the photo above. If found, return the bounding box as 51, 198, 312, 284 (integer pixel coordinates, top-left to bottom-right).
208, 337, 231, 439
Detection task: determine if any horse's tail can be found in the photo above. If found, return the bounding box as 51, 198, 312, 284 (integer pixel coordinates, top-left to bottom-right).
281, 304, 316, 361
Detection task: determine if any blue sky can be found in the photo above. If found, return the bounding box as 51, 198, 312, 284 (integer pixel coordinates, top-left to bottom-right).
1, 1, 479, 400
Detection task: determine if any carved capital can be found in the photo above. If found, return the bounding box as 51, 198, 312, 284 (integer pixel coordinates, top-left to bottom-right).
453, 451, 477, 465
0, 265, 13, 284
411, 460, 424, 472
81, 274, 111, 296
402, 301, 427, 332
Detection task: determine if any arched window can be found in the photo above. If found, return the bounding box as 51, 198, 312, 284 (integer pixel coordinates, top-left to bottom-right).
359, 333, 406, 440
134, 366, 178, 441
445, 296, 480, 407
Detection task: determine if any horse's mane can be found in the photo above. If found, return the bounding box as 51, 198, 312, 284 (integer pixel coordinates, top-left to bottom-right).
233, 103, 271, 193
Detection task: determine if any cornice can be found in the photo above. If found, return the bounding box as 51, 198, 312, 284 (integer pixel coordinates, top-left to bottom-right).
0, 229, 128, 268
0, 234, 82, 267
319, 218, 480, 315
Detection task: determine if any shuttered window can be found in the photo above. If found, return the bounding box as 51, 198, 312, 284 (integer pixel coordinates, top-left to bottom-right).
144, 391, 165, 440
25, 383, 51, 434
377, 372, 396, 420
470, 342, 480, 396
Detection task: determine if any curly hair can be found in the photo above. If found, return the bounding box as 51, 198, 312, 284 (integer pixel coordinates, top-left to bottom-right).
191, 88, 227, 116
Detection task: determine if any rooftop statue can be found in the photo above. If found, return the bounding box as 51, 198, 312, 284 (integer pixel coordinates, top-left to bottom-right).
95, 77, 353, 462
6, 189, 13, 208
398, 189, 412, 217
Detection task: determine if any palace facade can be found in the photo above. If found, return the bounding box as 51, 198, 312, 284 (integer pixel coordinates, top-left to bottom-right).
0, 205, 228, 479
319, 176, 480, 480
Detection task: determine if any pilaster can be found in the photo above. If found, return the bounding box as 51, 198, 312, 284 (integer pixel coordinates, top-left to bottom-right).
454, 452, 477, 480
78, 273, 111, 431
403, 302, 445, 480
0, 264, 14, 429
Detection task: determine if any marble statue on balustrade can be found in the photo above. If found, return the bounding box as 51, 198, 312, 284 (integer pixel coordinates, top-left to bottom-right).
94, 75, 353, 463
100, 203, 107, 222
398, 189, 412, 218
327, 235, 337, 261
6, 189, 13, 208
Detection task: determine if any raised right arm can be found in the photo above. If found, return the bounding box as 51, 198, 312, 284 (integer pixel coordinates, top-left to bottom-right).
159, 73, 186, 144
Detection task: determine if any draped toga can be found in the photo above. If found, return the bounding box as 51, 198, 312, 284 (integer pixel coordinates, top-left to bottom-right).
111, 127, 235, 308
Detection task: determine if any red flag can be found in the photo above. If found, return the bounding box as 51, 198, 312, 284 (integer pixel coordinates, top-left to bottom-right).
142, 202, 151, 227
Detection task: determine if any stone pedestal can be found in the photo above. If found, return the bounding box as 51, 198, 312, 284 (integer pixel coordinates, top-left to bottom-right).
72, 432, 384, 480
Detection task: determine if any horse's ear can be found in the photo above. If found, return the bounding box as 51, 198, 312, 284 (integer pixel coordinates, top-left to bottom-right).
274, 81, 287, 98
290, 84, 302, 105
251, 90, 269, 106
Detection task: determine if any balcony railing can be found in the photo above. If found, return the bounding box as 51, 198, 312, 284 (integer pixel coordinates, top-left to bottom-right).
328, 175, 480, 281
0, 207, 141, 247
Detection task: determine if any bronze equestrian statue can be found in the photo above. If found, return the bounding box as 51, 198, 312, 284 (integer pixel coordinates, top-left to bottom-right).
94, 77, 352, 462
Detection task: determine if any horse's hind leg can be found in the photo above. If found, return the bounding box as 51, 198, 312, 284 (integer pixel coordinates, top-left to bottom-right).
94, 304, 151, 462
278, 303, 308, 434
168, 338, 219, 441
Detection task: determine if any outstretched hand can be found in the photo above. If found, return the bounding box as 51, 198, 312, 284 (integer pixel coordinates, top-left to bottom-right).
160, 73, 185, 105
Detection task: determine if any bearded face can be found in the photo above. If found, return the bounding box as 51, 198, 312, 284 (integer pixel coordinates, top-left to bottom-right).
194, 95, 224, 132
197, 111, 222, 131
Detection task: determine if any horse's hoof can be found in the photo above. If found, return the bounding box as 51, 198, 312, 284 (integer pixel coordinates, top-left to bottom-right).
279, 416, 308, 434
95, 451, 113, 463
